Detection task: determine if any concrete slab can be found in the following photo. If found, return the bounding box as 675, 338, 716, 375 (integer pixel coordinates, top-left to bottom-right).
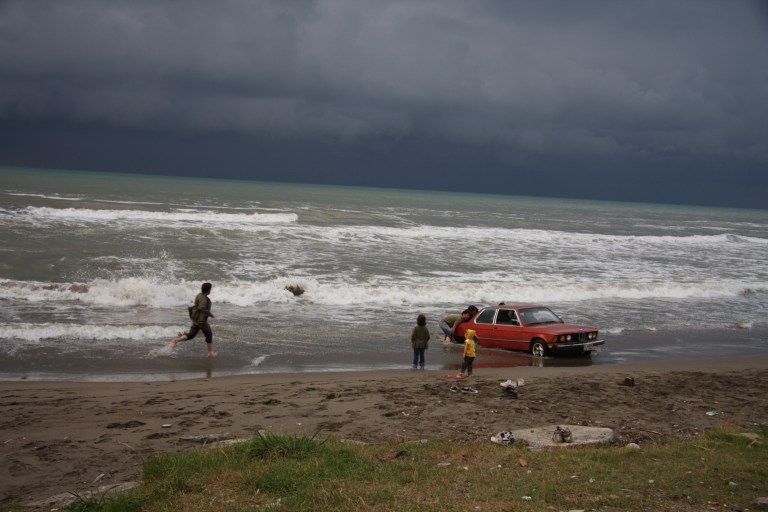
505, 424, 614, 449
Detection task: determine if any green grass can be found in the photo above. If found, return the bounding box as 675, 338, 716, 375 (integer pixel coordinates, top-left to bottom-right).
65, 429, 767, 512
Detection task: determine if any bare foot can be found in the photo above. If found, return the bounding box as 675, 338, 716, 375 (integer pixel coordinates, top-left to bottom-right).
208, 351, 219, 358
171, 335, 187, 349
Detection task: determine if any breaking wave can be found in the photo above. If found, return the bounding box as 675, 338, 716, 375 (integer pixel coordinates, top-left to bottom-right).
14, 206, 298, 227
1, 276, 765, 309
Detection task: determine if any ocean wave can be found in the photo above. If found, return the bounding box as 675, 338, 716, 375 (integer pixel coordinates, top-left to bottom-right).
9, 206, 768, 248
17, 206, 298, 226
1, 322, 177, 342
7, 192, 167, 206
310, 225, 768, 246
1, 276, 765, 308
8, 192, 84, 201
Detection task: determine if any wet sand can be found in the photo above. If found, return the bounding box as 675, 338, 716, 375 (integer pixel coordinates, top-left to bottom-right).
4, 327, 768, 382
2, 354, 768, 509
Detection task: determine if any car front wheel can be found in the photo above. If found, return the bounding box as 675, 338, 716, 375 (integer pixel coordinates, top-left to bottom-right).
530, 339, 547, 357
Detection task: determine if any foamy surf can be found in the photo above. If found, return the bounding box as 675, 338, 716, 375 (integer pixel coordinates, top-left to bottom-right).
1, 168, 767, 381
147, 345, 176, 358
19, 206, 298, 227
250, 355, 267, 368
1, 322, 180, 345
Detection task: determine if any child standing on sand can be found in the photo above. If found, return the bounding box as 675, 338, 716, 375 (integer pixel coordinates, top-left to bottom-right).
411, 314, 430, 370
458, 328, 477, 377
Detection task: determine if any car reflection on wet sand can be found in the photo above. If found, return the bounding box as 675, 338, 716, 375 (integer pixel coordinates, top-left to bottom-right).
441, 347, 597, 372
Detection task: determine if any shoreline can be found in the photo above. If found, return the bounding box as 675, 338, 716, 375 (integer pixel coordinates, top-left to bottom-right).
3, 354, 768, 507
4, 351, 768, 384
3, 326, 768, 383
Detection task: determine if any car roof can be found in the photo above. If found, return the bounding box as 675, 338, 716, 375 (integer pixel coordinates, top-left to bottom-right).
481, 304, 546, 310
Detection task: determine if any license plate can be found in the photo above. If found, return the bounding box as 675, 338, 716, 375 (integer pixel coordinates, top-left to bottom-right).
583, 343, 601, 352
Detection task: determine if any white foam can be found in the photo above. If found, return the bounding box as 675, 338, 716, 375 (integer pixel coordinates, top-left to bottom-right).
12, 206, 768, 251
147, 344, 176, 358
7, 192, 84, 201
7, 192, 167, 206
250, 355, 267, 367
1, 276, 766, 309
0, 278, 193, 308
2, 322, 178, 342
18, 206, 298, 227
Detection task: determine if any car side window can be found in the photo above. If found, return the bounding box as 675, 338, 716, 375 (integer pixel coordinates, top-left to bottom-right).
475, 308, 496, 324
496, 309, 519, 326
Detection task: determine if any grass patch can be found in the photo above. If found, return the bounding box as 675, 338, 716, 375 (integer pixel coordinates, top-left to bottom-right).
66, 429, 767, 511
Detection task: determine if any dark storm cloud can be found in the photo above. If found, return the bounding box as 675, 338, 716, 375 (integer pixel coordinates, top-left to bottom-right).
1, 0, 767, 207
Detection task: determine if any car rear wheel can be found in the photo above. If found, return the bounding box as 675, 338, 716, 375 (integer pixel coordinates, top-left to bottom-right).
530, 339, 547, 357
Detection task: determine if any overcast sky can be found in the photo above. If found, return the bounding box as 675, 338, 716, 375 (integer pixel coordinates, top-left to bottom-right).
1, 0, 767, 208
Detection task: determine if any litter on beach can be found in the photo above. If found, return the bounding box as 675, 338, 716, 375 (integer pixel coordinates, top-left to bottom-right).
500, 378, 525, 388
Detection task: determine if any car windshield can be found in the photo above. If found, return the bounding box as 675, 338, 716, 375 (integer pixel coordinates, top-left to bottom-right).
519, 307, 563, 326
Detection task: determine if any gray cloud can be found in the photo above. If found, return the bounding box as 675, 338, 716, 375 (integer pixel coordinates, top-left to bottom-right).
1, 0, 767, 206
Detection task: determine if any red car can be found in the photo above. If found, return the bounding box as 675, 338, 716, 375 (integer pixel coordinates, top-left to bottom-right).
455, 304, 604, 356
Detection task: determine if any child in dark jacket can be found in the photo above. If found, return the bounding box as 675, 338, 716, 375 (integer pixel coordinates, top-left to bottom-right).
411, 314, 430, 370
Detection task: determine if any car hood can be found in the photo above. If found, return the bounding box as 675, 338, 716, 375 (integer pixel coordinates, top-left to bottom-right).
526, 323, 596, 334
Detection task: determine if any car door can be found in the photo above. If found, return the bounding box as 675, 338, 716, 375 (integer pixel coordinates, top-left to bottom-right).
492, 308, 528, 351
471, 308, 497, 346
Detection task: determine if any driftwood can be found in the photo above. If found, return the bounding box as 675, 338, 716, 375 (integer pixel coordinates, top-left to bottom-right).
179, 433, 233, 444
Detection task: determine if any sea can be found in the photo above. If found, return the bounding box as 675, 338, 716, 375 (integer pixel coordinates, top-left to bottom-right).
1, 167, 767, 381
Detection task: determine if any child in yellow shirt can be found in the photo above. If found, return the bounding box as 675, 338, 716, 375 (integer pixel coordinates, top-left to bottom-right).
459, 328, 477, 377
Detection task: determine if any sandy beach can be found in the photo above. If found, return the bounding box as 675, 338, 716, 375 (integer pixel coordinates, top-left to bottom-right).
2, 354, 768, 508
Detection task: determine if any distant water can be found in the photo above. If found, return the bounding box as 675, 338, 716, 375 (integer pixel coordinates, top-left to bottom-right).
1, 167, 767, 381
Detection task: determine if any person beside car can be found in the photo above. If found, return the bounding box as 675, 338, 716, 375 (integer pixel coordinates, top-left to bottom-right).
452, 309, 473, 343
438, 313, 462, 342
